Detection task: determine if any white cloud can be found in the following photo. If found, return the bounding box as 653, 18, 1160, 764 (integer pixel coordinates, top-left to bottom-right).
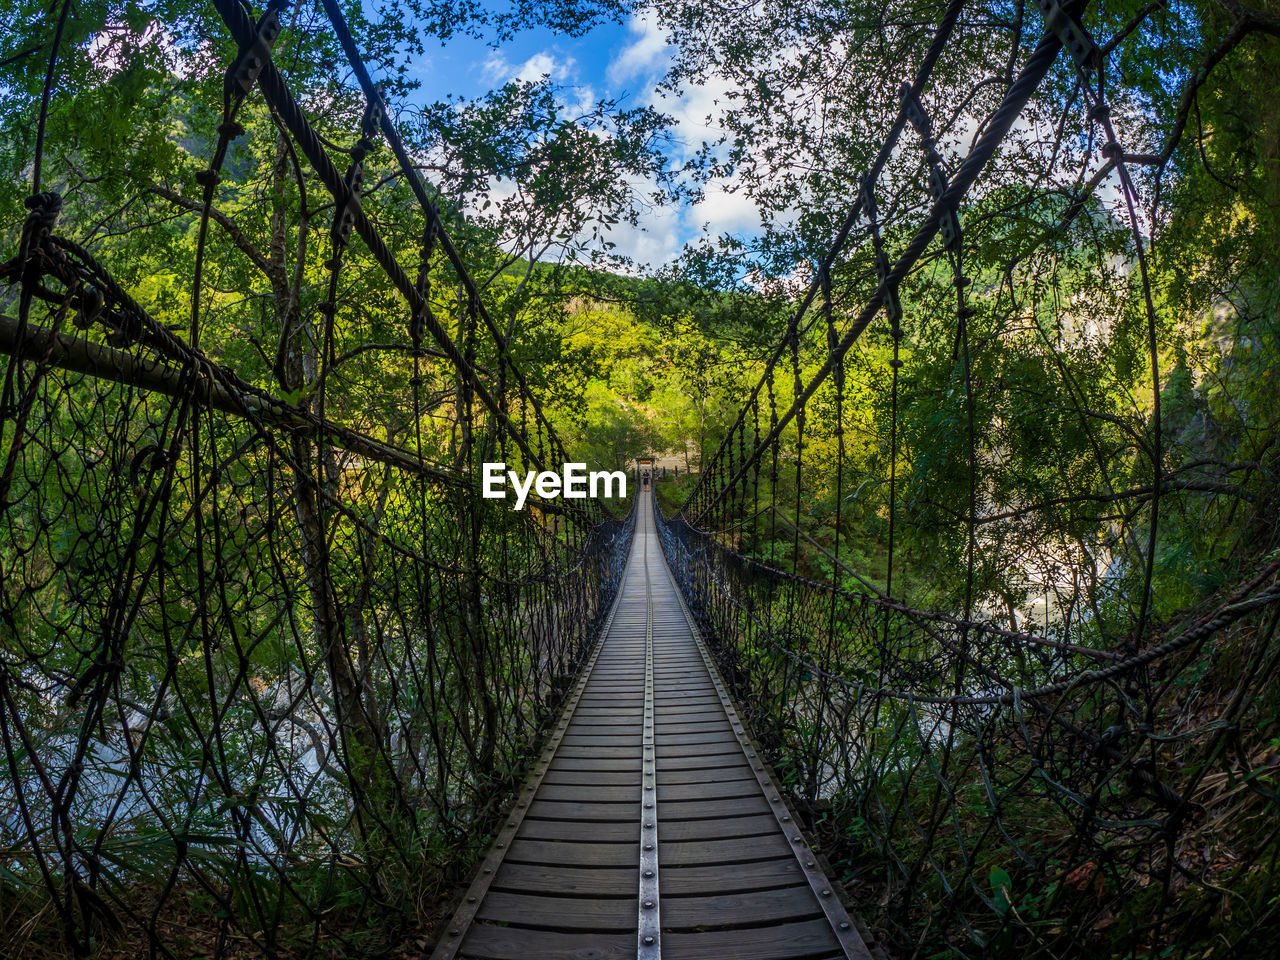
663, 75, 735, 164
520, 51, 572, 83
693, 182, 762, 236
607, 12, 670, 86
602, 194, 684, 269
482, 49, 574, 85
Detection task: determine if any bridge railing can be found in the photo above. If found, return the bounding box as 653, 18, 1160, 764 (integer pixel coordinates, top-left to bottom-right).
664, 0, 1280, 954
658, 484, 1280, 956
0, 2, 637, 955
0, 247, 636, 960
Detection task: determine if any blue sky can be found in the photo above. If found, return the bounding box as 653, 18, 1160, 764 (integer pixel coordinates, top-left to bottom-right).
400, 11, 764, 267
408, 19, 636, 103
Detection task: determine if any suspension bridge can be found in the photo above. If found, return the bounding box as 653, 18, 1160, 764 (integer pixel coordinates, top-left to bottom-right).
3, 0, 1279, 958
431, 492, 871, 960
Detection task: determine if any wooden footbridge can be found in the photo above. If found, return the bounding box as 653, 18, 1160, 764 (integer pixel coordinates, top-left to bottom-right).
432, 493, 874, 960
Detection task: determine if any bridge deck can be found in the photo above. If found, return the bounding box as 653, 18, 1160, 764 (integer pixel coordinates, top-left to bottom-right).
432, 492, 871, 960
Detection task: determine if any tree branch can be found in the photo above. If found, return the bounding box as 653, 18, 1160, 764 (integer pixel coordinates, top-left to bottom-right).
146, 183, 274, 280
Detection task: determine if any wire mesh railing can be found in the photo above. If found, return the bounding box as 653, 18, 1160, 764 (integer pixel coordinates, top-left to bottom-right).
657, 499, 1280, 955
0, 1, 634, 955
661, 0, 1280, 955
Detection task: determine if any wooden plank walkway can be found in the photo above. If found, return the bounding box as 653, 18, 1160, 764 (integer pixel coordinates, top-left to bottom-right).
432, 492, 873, 960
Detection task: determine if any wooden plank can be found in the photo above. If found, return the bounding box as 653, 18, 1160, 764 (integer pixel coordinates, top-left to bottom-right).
662, 885, 825, 929
659, 858, 806, 895
656, 753, 747, 770
662, 919, 841, 959
519, 818, 634, 843
553, 745, 640, 759
460, 925, 635, 960
659, 813, 781, 842
653, 689, 718, 697
569, 716, 644, 725
536, 783, 638, 803
571, 710, 644, 717
548, 756, 637, 772
492, 863, 636, 897
652, 732, 739, 747
655, 715, 732, 728
655, 732, 739, 746
656, 742, 745, 759
475, 892, 633, 931
526, 799, 638, 821
505, 838, 637, 868
559, 735, 642, 747
660, 833, 792, 866
542, 769, 641, 786
562, 723, 641, 733
659, 779, 763, 801
654, 710, 726, 723
653, 698, 721, 709
657, 766, 756, 786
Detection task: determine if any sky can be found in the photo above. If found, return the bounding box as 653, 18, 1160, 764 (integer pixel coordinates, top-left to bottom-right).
402, 11, 763, 268
391, 6, 1153, 275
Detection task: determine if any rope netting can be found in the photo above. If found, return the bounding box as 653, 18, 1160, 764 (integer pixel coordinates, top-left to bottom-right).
1, 1, 632, 955
659, 0, 1280, 955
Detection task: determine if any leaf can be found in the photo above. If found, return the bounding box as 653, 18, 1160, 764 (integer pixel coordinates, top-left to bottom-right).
989, 866, 1012, 916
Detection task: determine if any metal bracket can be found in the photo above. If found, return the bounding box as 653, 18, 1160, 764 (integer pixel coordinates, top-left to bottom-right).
1035, 0, 1098, 75
883, 283, 903, 327
928, 164, 948, 203
898, 86, 963, 254
358, 89, 385, 145
874, 250, 902, 327
331, 173, 362, 247
938, 207, 962, 253
930, 164, 963, 252
228, 6, 284, 95
899, 84, 932, 140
